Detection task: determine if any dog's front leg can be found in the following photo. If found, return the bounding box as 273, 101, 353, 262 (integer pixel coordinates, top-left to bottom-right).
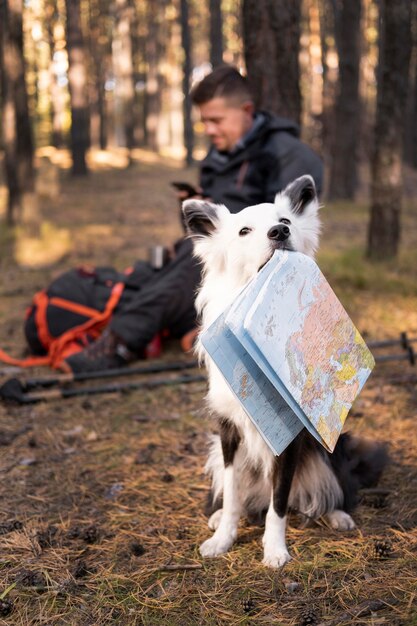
200, 419, 241, 557
262, 437, 300, 568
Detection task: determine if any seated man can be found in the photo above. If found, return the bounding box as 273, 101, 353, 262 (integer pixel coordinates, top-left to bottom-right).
64, 65, 323, 373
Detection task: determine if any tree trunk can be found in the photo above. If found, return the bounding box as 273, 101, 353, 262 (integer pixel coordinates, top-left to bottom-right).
88, 0, 109, 150
45, 0, 64, 148
404, 55, 417, 168
65, 0, 89, 176
145, 0, 164, 151
404, 0, 417, 168
328, 0, 362, 200
0, 0, 35, 224
97, 63, 108, 151
367, 0, 412, 260
180, 0, 194, 165
209, 0, 223, 68
242, 0, 302, 126
113, 0, 136, 158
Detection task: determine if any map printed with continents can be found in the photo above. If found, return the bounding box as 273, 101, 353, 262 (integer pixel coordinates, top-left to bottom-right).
201, 250, 375, 456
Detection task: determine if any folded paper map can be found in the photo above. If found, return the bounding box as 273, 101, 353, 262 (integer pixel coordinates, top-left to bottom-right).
201, 251, 375, 456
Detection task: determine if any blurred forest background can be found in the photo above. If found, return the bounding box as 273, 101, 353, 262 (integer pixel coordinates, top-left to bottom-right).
0, 0, 416, 259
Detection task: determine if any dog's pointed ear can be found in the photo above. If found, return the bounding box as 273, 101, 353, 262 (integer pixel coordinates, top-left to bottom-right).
182, 200, 226, 237
281, 175, 318, 215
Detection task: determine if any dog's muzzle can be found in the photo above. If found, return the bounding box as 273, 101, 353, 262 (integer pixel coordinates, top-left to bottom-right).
258, 225, 292, 272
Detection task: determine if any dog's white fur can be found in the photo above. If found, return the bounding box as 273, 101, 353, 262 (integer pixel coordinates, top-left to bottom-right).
183, 176, 355, 568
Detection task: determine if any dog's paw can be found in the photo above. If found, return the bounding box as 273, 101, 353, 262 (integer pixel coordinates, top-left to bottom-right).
208, 509, 223, 531
325, 510, 356, 530
199, 532, 235, 557
262, 544, 291, 569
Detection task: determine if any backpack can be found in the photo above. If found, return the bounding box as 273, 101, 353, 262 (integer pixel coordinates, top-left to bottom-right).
0, 262, 162, 370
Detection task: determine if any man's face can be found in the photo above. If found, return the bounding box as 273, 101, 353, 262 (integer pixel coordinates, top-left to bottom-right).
198, 97, 255, 152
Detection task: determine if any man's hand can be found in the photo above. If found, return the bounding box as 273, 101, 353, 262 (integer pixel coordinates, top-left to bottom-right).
171, 181, 203, 201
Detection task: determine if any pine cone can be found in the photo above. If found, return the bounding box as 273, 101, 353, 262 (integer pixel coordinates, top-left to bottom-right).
367, 494, 387, 509
242, 596, 255, 614
176, 527, 190, 540
37, 524, 57, 549
299, 607, 318, 625
373, 539, 392, 559
130, 541, 146, 556
81, 525, 99, 544
17, 569, 46, 588
0, 598, 13, 617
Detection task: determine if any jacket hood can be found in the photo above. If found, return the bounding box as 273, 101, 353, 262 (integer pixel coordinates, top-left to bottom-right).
258, 110, 300, 138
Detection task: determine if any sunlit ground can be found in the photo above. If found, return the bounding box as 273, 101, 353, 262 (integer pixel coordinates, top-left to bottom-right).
0, 147, 197, 268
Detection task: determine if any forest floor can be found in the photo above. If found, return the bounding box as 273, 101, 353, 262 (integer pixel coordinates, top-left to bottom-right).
0, 148, 416, 626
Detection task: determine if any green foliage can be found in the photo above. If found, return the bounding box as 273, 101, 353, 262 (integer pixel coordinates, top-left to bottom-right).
318, 245, 417, 297
318, 200, 417, 299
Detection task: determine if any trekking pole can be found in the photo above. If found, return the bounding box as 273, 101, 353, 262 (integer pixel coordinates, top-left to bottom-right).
368, 331, 417, 350
373, 345, 415, 365
0, 366, 23, 378
383, 374, 417, 386
0, 373, 207, 405
0, 359, 199, 396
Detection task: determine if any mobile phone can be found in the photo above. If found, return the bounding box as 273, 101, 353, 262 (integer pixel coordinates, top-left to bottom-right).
171, 181, 199, 197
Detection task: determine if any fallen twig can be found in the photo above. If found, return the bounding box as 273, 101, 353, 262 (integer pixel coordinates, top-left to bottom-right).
358, 488, 392, 497
317, 598, 398, 626
157, 563, 203, 572
0, 288, 26, 298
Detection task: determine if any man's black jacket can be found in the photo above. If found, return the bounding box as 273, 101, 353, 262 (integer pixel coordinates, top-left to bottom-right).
199, 111, 323, 213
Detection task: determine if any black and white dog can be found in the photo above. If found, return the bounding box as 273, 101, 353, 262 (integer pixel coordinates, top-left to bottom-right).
183, 175, 387, 568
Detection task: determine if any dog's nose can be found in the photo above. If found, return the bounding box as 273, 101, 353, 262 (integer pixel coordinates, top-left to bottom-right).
267, 224, 290, 241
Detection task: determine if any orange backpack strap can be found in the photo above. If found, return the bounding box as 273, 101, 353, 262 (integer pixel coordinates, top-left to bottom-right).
0, 290, 51, 367
0, 349, 50, 368
33, 290, 54, 350
48, 297, 106, 320
47, 281, 125, 368
0, 282, 125, 370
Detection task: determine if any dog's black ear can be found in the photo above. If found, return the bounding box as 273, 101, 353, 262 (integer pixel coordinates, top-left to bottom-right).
283, 175, 317, 215
182, 200, 222, 237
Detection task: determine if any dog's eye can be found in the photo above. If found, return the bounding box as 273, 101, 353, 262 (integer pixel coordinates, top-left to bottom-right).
239, 227, 252, 236
280, 218, 291, 225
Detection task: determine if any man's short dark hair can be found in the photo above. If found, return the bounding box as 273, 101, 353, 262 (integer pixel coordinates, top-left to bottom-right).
191, 65, 253, 106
